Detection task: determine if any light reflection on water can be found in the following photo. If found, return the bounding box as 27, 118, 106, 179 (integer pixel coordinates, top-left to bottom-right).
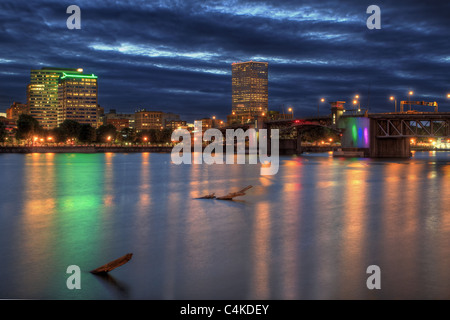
1, 151, 450, 299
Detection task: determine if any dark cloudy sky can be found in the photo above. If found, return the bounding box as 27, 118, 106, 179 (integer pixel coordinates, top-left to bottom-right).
0, 0, 449, 121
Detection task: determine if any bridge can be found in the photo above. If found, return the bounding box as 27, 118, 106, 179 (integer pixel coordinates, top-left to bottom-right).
262, 111, 450, 158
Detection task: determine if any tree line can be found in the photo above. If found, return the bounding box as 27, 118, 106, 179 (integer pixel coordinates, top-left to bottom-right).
3, 114, 173, 144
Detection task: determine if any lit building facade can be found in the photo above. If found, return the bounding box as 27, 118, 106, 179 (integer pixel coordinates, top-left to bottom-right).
6, 102, 29, 121
104, 109, 135, 130
27, 67, 98, 129
28, 68, 67, 129
165, 120, 187, 130
58, 72, 98, 127
135, 110, 164, 132
231, 61, 268, 116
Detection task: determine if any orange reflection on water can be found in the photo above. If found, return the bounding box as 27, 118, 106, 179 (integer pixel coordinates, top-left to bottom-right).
138, 153, 151, 208
19, 153, 57, 295
381, 162, 422, 298
338, 163, 368, 296
250, 201, 271, 299
279, 172, 302, 299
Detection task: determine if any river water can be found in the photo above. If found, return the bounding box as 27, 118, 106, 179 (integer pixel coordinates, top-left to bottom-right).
1, 151, 450, 299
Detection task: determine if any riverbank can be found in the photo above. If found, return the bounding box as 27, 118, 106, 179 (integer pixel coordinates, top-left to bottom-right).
0, 145, 338, 154
0, 145, 174, 153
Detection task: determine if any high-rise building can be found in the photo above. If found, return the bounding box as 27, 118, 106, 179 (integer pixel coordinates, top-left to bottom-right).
231, 61, 268, 116
58, 72, 98, 127
27, 67, 98, 129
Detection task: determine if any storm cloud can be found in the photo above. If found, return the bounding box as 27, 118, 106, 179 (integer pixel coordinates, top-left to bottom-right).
0, 0, 449, 121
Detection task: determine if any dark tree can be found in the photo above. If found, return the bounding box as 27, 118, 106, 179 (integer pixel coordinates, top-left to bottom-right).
0, 121, 7, 142
156, 129, 173, 143
78, 124, 96, 143
96, 124, 117, 143
16, 114, 41, 141
118, 127, 136, 142
59, 120, 82, 141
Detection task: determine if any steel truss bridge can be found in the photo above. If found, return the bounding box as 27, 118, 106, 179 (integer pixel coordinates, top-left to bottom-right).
370, 112, 450, 138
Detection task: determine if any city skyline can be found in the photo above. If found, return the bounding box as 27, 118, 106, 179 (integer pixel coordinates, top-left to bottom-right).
0, 0, 449, 122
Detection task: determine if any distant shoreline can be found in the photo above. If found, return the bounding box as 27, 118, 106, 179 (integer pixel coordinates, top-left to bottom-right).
0, 145, 174, 153
0, 145, 447, 155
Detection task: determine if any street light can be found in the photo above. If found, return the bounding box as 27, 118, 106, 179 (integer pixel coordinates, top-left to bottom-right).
352, 99, 361, 112
408, 91, 414, 111
353, 95, 361, 112
288, 107, 294, 118
318, 98, 325, 118
390, 96, 397, 112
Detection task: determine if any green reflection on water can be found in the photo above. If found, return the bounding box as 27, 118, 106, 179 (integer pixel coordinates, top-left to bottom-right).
19, 153, 107, 298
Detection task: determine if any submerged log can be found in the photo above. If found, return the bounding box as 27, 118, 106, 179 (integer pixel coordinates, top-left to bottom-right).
90, 253, 133, 274
216, 185, 253, 200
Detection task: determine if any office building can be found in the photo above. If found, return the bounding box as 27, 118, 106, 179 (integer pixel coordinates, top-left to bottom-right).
104, 109, 135, 130
27, 67, 98, 129
135, 110, 164, 132
231, 61, 268, 116
58, 71, 98, 127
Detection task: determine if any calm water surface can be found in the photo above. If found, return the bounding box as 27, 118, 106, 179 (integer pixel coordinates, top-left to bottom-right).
1, 151, 450, 299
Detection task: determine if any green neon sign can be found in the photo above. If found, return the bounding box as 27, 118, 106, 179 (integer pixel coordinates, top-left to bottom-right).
60, 72, 98, 80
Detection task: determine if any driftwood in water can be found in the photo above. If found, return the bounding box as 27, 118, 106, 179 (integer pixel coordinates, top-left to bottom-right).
196, 193, 216, 199
90, 253, 133, 274
216, 185, 253, 200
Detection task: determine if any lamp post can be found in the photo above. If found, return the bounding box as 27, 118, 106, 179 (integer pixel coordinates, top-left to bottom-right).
288, 107, 294, 118
354, 95, 361, 112
408, 91, 414, 111
390, 96, 397, 112
318, 98, 325, 118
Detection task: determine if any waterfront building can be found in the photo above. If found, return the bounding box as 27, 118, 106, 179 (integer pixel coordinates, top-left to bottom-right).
231, 61, 268, 116
165, 119, 187, 130
196, 118, 213, 131
57, 71, 98, 127
28, 68, 79, 129
96, 105, 105, 128
6, 102, 29, 121
27, 67, 98, 129
104, 109, 135, 130
135, 110, 164, 132
162, 112, 180, 127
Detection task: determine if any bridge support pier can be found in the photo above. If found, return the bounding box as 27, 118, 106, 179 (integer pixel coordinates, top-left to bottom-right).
369, 119, 411, 158
369, 137, 411, 158
296, 132, 302, 154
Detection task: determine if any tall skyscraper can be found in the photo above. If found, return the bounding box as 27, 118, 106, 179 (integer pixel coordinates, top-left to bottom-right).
27, 67, 98, 129
58, 72, 98, 127
231, 61, 268, 115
